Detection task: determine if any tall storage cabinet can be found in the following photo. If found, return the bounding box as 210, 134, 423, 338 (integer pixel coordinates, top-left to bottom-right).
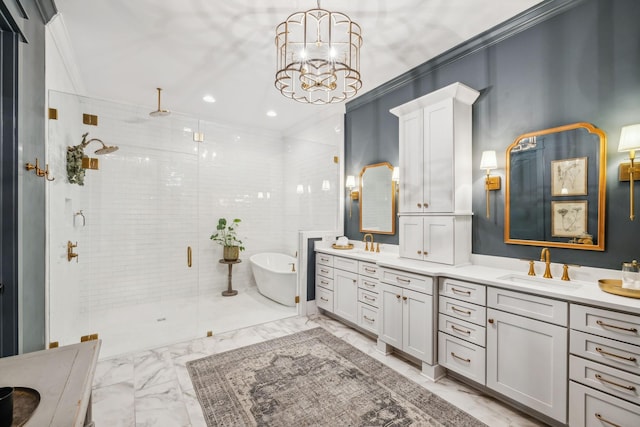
391, 82, 479, 265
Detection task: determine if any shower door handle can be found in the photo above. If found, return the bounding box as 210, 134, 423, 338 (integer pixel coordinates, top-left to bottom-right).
187, 246, 192, 268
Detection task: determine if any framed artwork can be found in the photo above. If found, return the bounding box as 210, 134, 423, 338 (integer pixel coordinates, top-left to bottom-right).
551, 201, 587, 237
551, 157, 587, 196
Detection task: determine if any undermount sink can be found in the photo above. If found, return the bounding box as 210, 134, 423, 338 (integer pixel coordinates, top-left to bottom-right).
496, 273, 584, 290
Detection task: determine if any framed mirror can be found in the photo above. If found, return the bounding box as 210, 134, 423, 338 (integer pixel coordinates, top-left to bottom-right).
505, 122, 606, 251
359, 162, 396, 234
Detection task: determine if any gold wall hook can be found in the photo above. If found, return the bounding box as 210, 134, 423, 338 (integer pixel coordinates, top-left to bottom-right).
44, 164, 55, 181
25, 158, 47, 178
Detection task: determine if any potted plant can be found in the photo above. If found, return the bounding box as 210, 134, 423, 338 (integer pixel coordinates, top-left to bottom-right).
210, 218, 245, 261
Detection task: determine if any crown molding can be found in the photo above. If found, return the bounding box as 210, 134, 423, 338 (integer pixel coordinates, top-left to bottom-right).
346, 0, 586, 112
46, 13, 86, 94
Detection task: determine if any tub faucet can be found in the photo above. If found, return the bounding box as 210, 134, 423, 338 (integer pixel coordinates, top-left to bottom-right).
540, 248, 552, 278
363, 233, 374, 252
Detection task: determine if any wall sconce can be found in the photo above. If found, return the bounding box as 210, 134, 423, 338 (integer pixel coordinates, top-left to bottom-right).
618, 124, 640, 220
480, 150, 501, 218
346, 175, 359, 218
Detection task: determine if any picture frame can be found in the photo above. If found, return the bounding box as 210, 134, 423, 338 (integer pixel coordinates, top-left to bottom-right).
551, 201, 587, 237
551, 157, 587, 196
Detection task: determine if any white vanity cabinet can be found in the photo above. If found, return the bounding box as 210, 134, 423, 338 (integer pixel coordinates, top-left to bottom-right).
390, 82, 479, 266
378, 267, 436, 375
568, 304, 640, 426
486, 287, 568, 424
438, 278, 487, 385
357, 261, 380, 335
332, 256, 359, 324
315, 254, 334, 312
399, 216, 471, 265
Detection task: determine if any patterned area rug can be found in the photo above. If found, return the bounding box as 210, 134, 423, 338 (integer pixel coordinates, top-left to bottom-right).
187, 327, 486, 427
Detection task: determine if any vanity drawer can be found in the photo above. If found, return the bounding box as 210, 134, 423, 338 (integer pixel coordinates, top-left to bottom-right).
488, 287, 567, 326
316, 264, 334, 280
358, 303, 379, 335
438, 332, 486, 385
359, 261, 380, 278
571, 330, 640, 375
438, 313, 486, 347
358, 288, 379, 308
334, 256, 358, 273
571, 304, 640, 346
358, 276, 380, 294
570, 355, 640, 405
316, 253, 333, 267
316, 288, 334, 312
380, 268, 433, 295
439, 296, 486, 326
439, 278, 486, 305
316, 274, 334, 291
569, 381, 640, 427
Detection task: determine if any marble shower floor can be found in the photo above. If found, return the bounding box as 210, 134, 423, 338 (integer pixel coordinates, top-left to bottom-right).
91, 314, 546, 427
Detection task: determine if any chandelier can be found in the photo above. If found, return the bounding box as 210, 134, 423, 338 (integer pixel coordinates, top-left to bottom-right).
275, 1, 362, 104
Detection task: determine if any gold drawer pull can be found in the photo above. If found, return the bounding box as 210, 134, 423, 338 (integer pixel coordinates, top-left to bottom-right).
320, 280, 329, 285
451, 325, 471, 335
320, 297, 329, 302
364, 267, 376, 273
396, 277, 410, 283
320, 269, 329, 274
363, 281, 376, 287
595, 373, 636, 391
595, 413, 621, 427
364, 295, 376, 302
452, 306, 472, 316
451, 287, 471, 296
595, 347, 637, 362
451, 352, 471, 363
320, 257, 329, 262
596, 320, 638, 333
363, 315, 375, 323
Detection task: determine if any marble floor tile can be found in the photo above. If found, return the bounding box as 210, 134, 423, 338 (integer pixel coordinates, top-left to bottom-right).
92, 313, 546, 427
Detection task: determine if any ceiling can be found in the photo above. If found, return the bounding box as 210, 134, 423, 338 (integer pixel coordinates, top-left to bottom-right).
53, 0, 543, 135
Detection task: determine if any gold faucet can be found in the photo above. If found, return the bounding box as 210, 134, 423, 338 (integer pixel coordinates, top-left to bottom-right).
540, 248, 552, 278
363, 233, 374, 252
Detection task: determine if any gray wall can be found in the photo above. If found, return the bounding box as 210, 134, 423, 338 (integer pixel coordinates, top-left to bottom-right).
344, 0, 640, 269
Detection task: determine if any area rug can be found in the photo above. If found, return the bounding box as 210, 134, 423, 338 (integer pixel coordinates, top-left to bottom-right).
187, 327, 486, 426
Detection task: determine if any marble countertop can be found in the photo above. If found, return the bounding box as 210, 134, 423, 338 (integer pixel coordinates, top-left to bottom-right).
0, 340, 101, 427
316, 242, 640, 315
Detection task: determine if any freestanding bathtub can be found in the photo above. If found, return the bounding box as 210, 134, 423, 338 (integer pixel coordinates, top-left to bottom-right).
249, 252, 297, 307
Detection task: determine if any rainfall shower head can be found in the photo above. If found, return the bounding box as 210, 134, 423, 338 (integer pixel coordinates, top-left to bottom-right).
94, 144, 119, 155
149, 87, 171, 117
80, 132, 119, 154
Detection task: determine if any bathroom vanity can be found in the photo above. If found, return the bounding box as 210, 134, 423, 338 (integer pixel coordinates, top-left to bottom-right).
314, 245, 640, 426
0, 339, 100, 426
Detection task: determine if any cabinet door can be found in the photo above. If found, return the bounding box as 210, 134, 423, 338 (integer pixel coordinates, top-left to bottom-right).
399, 110, 424, 213
402, 288, 433, 363
423, 216, 454, 264
379, 283, 403, 348
423, 99, 454, 212
399, 216, 424, 260
334, 269, 358, 323
486, 308, 567, 423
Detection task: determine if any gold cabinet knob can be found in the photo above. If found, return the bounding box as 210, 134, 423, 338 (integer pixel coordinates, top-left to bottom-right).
488, 318, 495, 324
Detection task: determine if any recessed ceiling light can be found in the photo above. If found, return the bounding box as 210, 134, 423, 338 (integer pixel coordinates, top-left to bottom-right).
266, 110, 277, 117
202, 95, 216, 103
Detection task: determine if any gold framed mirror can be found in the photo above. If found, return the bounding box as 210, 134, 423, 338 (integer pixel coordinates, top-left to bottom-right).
359, 162, 396, 234
505, 122, 606, 251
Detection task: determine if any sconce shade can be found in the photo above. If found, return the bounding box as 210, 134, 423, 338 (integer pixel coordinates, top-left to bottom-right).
392, 167, 400, 182
619, 124, 640, 152
346, 175, 356, 189
480, 150, 498, 170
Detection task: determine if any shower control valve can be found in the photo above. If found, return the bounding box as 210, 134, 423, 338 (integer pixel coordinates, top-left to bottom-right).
67, 241, 79, 263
